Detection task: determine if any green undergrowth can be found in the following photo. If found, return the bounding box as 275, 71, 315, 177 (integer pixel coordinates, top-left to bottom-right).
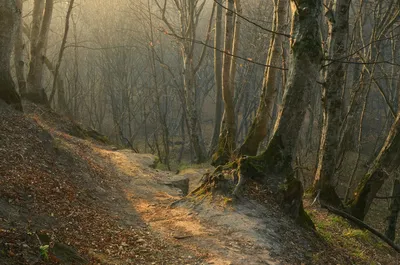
307, 208, 395, 264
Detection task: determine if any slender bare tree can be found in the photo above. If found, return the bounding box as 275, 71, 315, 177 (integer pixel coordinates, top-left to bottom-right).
313, 0, 351, 206
155, 0, 211, 163
212, 0, 239, 166
49, 0, 75, 110
239, 0, 288, 156
209, 0, 224, 155
14, 0, 26, 95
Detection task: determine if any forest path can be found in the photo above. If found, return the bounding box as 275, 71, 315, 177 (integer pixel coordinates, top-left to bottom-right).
93, 148, 286, 265
2, 102, 396, 265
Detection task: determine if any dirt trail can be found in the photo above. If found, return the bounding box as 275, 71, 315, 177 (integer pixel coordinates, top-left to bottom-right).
94, 148, 314, 265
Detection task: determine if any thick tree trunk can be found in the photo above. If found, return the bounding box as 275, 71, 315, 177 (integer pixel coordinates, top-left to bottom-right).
25, 0, 53, 105
0, 0, 23, 111
350, 113, 400, 220
240, 0, 322, 223
239, 0, 288, 156
313, 0, 351, 205
385, 178, 400, 241
212, 0, 236, 166
198, 0, 322, 227
209, 1, 224, 155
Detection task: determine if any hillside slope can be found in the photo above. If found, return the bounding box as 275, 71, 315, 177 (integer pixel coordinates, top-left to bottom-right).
0, 101, 398, 264
0, 101, 203, 264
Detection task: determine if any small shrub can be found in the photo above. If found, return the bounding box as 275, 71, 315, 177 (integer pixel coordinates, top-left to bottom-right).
40, 245, 49, 260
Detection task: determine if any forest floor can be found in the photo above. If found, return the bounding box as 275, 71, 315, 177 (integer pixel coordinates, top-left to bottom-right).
0, 101, 399, 264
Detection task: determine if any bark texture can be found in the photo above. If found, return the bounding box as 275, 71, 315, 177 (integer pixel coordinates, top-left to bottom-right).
239, 0, 288, 156
0, 0, 23, 111
313, 0, 351, 205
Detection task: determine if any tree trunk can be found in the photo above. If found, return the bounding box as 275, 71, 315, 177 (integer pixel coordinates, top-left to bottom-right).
42, 56, 69, 115
239, 0, 288, 156
183, 53, 207, 163
155, 0, 209, 164
336, 62, 362, 169
344, 84, 370, 202
229, 0, 241, 96
25, 0, 53, 105
350, 113, 400, 220
385, 177, 400, 241
209, 0, 224, 155
241, 0, 322, 222
199, 0, 322, 226
212, 0, 236, 166
14, 0, 26, 96
49, 0, 74, 104
313, 0, 351, 206
0, 0, 22, 111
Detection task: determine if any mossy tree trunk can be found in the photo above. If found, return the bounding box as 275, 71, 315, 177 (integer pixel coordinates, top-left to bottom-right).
313, 0, 351, 206
248, 0, 322, 187
350, 113, 400, 220
0, 0, 23, 111
200, 0, 322, 226
239, 0, 288, 157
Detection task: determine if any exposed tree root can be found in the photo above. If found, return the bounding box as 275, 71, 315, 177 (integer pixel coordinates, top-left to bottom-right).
190, 155, 314, 229
190, 161, 239, 196
211, 129, 236, 167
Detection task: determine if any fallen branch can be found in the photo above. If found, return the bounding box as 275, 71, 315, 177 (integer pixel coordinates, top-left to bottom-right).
320, 202, 400, 253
